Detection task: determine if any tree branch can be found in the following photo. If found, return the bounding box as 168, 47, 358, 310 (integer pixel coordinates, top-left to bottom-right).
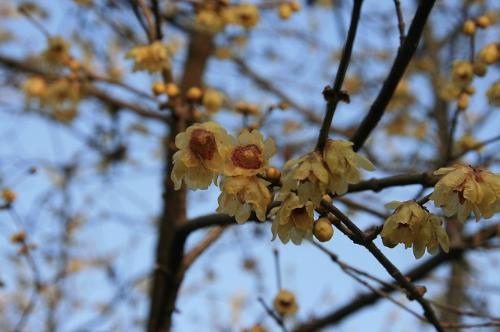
316, 0, 363, 151
351, 0, 436, 151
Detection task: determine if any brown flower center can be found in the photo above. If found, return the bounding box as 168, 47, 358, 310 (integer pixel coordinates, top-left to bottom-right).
189, 129, 217, 160
231, 144, 262, 169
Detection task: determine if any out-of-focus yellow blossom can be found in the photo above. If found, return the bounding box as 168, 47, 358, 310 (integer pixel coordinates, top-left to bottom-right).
53, 107, 78, 123
430, 165, 500, 222
278, 4, 292, 20
195, 9, 225, 34
224, 129, 275, 176
217, 175, 271, 223
2, 188, 16, 203
73, 0, 93, 6
202, 88, 224, 113
486, 80, 500, 107
476, 15, 492, 28
385, 115, 408, 136
214, 47, 232, 60
234, 101, 260, 116
323, 140, 375, 195
23, 76, 47, 99
387, 80, 414, 111
451, 60, 474, 87
381, 201, 449, 258
186, 86, 203, 102
43, 36, 70, 65
281, 151, 330, 205
438, 80, 461, 101
171, 122, 232, 190
455, 134, 483, 154
223, 3, 260, 29
478, 43, 499, 65
272, 289, 298, 316
462, 19, 476, 35
473, 62, 488, 77
126, 41, 171, 73
270, 192, 314, 245
243, 324, 267, 332
414, 122, 427, 140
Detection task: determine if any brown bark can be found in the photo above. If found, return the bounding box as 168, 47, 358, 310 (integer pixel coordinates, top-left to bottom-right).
147, 31, 214, 332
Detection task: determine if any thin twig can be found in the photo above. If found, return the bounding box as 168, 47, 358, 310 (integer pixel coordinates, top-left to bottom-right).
393, 0, 406, 45
321, 202, 444, 332
351, 0, 436, 151
316, 0, 363, 151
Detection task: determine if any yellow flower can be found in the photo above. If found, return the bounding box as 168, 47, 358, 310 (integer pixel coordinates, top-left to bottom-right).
223, 3, 260, 29
381, 201, 449, 258
478, 43, 498, 65
486, 80, 500, 107
43, 36, 70, 65
430, 165, 500, 222
273, 289, 298, 316
126, 41, 171, 73
270, 193, 314, 245
202, 88, 224, 114
451, 60, 474, 87
323, 140, 375, 195
2, 188, 16, 203
224, 129, 275, 177
171, 122, 232, 190
455, 134, 483, 154
313, 217, 334, 242
217, 176, 271, 223
195, 9, 225, 33
23, 76, 47, 99
244, 324, 267, 332
281, 151, 330, 205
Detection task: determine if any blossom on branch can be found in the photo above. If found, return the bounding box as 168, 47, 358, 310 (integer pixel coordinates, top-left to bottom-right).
270, 192, 314, 245
224, 129, 275, 177
171, 122, 232, 190
217, 175, 271, 223
430, 164, 500, 222
126, 41, 171, 73
323, 140, 375, 195
381, 201, 449, 259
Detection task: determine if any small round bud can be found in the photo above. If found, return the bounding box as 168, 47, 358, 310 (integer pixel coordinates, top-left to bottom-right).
272, 289, 298, 316
278, 4, 292, 20
186, 86, 203, 102
473, 62, 488, 77
476, 15, 491, 29
10, 230, 26, 243
314, 217, 334, 242
2, 188, 16, 203
290, 0, 301, 12
479, 43, 499, 65
165, 83, 180, 98
462, 20, 476, 35
152, 81, 165, 95
265, 167, 281, 181
457, 92, 469, 110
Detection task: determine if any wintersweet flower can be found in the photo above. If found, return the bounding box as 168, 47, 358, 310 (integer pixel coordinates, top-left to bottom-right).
126, 41, 171, 73
272, 289, 298, 316
270, 192, 314, 245
171, 122, 232, 190
224, 129, 275, 177
223, 3, 260, 29
381, 201, 449, 259
430, 165, 500, 222
281, 151, 330, 205
323, 140, 375, 195
217, 176, 271, 223
43, 36, 70, 65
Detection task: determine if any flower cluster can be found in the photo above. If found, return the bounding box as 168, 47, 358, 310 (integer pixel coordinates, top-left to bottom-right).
126, 41, 172, 73
273, 140, 374, 244
430, 165, 500, 222
194, 2, 261, 34
381, 201, 450, 258
172, 122, 275, 224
